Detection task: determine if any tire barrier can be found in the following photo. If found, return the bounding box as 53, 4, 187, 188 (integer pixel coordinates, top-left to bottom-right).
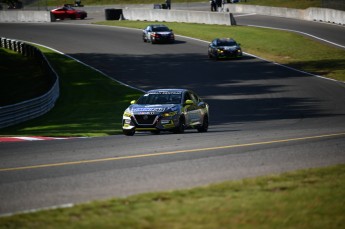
0, 38, 60, 129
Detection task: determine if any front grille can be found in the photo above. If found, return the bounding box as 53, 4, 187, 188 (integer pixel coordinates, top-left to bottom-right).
134, 115, 158, 125
224, 50, 236, 55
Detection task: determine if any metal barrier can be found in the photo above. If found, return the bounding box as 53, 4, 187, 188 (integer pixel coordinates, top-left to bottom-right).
0, 37, 60, 129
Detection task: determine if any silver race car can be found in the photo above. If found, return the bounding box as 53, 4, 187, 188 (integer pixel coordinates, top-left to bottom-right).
142, 24, 175, 44
122, 89, 209, 136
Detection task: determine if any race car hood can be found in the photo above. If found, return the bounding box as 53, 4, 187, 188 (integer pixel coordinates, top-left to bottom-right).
129, 104, 180, 115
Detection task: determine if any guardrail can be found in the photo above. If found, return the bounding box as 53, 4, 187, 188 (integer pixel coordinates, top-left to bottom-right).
0, 38, 60, 129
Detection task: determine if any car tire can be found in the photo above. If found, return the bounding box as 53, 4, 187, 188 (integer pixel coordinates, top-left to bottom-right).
174, 116, 185, 134
197, 115, 209, 132
123, 129, 135, 136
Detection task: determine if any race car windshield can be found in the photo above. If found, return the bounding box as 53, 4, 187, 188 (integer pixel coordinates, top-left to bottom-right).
218, 41, 237, 46
152, 27, 170, 32
137, 93, 182, 105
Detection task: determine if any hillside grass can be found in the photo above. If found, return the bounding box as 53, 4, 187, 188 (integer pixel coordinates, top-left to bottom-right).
1, 164, 344, 229
240, 0, 322, 9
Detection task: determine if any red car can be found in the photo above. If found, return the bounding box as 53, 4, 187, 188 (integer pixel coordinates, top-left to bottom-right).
51, 6, 87, 20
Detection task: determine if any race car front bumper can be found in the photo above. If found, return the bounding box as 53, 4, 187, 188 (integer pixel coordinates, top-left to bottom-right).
122, 113, 179, 131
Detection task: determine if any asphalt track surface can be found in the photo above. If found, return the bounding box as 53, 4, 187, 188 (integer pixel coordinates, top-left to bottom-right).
1, 9, 345, 215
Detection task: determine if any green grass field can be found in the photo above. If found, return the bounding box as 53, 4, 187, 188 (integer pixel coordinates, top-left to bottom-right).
240, 0, 322, 9
1, 164, 344, 228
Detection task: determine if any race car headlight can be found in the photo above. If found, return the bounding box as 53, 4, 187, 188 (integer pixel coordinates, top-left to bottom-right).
217, 49, 224, 53
123, 111, 132, 117
162, 111, 177, 117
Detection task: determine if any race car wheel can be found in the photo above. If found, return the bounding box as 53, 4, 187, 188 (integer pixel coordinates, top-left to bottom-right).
197, 115, 209, 132
123, 129, 135, 136
174, 116, 185, 134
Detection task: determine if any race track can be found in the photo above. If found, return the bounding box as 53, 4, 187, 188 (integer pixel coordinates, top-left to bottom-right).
0, 14, 345, 215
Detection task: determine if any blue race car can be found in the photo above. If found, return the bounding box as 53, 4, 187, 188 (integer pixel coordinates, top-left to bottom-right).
122, 89, 209, 136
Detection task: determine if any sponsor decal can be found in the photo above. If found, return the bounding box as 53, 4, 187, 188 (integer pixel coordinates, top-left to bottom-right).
133, 107, 166, 112
148, 91, 182, 95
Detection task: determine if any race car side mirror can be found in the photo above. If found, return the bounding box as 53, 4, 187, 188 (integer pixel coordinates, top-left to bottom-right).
185, 100, 194, 105
130, 100, 136, 104
198, 101, 206, 108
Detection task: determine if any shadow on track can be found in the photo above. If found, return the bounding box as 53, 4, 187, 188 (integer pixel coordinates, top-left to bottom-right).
71, 52, 344, 127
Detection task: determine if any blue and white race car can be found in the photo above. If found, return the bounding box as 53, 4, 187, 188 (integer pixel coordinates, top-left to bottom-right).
122, 89, 209, 136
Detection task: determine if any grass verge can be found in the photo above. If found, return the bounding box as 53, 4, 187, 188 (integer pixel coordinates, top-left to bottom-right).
0, 47, 142, 137
95, 21, 345, 82
240, 0, 322, 9
1, 164, 344, 228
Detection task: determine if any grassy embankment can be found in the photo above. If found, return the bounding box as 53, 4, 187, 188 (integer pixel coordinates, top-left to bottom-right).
240, 0, 322, 9
0, 46, 142, 137
0, 164, 344, 228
